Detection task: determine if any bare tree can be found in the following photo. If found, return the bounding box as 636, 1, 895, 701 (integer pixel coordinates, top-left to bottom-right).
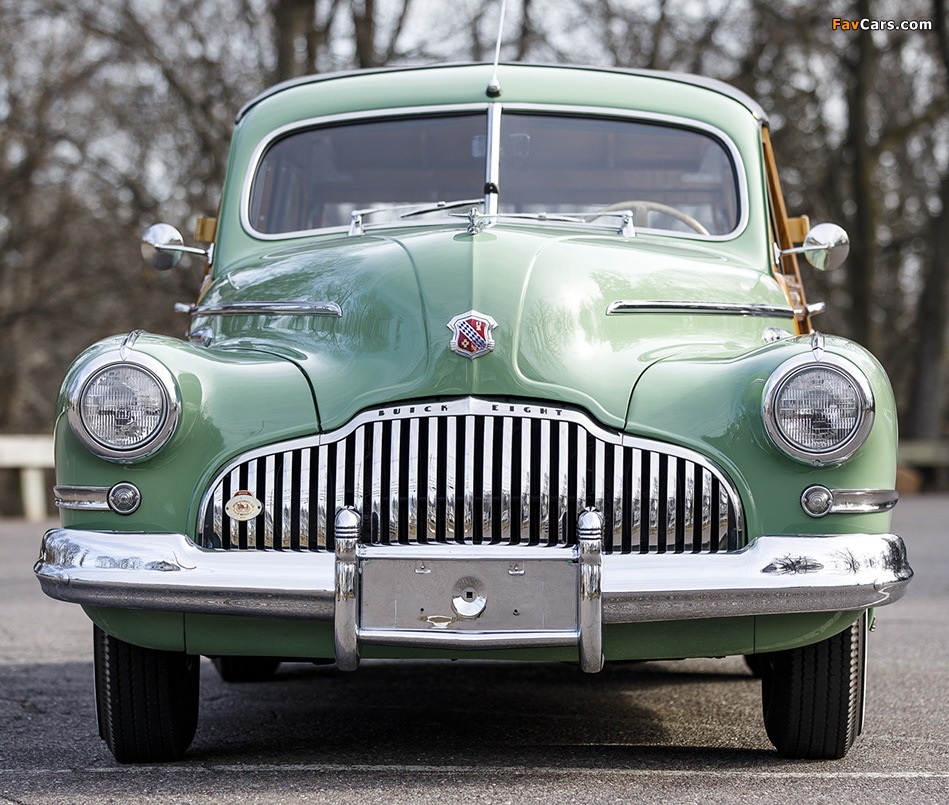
907, 0, 949, 441
2, 0, 949, 513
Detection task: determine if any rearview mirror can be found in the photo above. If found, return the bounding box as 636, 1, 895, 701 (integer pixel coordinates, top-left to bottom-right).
802, 223, 850, 271
141, 223, 209, 271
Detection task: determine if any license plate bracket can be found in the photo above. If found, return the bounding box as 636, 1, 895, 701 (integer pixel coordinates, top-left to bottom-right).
360, 553, 579, 633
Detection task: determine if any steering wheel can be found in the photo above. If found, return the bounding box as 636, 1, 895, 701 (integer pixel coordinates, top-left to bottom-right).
588, 200, 710, 235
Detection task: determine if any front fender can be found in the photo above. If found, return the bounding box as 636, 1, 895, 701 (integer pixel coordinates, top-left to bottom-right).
626, 335, 898, 539
54, 333, 318, 536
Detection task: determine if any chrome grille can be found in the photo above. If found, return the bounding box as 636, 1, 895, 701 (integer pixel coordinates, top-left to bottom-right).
199, 398, 742, 554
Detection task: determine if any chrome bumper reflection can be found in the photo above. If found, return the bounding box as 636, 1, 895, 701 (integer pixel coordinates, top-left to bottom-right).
36, 526, 912, 630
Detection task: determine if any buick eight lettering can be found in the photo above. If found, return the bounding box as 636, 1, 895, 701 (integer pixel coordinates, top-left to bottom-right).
35, 63, 913, 762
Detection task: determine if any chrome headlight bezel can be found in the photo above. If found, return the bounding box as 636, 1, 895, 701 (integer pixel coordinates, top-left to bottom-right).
762, 354, 874, 465
66, 352, 180, 463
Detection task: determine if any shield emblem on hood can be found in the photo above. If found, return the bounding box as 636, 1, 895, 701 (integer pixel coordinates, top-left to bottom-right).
447, 310, 498, 359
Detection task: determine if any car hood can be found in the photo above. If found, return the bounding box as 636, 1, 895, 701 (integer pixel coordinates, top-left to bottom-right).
201, 226, 791, 430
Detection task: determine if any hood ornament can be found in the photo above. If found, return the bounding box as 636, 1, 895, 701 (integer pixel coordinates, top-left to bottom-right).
465, 207, 491, 235
447, 310, 498, 359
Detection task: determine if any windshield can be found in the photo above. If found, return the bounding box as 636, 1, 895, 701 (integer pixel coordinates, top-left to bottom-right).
248, 109, 742, 237
499, 113, 739, 235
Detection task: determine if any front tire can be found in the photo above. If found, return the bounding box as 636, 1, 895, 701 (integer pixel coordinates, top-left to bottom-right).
94, 626, 200, 763
761, 612, 866, 759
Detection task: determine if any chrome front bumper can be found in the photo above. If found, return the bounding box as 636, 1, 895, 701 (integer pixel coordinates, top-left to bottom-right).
36, 514, 912, 673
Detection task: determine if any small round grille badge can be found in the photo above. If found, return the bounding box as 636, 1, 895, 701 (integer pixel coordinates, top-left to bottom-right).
225, 490, 263, 521
447, 310, 498, 360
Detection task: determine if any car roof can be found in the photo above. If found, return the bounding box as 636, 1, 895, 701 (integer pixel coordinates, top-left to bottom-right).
236, 62, 769, 125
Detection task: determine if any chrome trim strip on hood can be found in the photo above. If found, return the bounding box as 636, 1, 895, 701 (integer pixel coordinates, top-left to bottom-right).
606, 300, 795, 318
179, 301, 343, 317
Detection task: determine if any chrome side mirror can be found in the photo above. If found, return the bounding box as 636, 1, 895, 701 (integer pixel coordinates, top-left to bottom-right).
802, 223, 850, 271
141, 223, 209, 271
778, 223, 850, 271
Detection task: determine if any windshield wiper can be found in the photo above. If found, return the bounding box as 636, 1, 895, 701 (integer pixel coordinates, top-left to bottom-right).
449, 209, 636, 237
348, 198, 483, 236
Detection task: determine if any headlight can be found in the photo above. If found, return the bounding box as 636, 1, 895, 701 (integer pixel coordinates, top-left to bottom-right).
67, 353, 179, 462
763, 355, 874, 465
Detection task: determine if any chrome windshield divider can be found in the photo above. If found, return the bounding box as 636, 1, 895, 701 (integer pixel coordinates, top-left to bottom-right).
484, 103, 502, 215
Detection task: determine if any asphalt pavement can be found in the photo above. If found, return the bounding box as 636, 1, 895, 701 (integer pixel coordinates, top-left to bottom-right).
1, 495, 947, 804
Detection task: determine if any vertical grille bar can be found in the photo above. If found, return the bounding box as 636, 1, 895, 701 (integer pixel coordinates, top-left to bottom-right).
522, 418, 535, 544
639, 448, 651, 554
240, 461, 253, 549
364, 426, 376, 546
376, 423, 388, 544
674, 458, 687, 553
288, 450, 302, 550
415, 418, 429, 543
396, 420, 410, 544
472, 415, 486, 544
491, 418, 504, 543
550, 422, 562, 545
709, 475, 721, 552
656, 453, 668, 552
690, 463, 703, 553
208, 483, 222, 548
452, 416, 467, 543
300, 448, 313, 549
607, 444, 623, 553
222, 468, 234, 548
584, 432, 596, 509
565, 423, 579, 545
264, 456, 279, 549
221, 466, 233, 548
726, 492, 738, 551
509, 417, 522, 545
428, 417, 443, 543
391, 422, 403, 544
315, 444, 327, 548
272, 452, 285, 550
620, 446, 634, 554
531, 419, 550, 545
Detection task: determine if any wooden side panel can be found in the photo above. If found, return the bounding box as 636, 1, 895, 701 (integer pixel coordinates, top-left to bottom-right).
762, 126, 811, 334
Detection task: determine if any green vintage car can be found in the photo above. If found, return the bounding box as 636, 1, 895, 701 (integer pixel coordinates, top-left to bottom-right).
36, 63, 912, 763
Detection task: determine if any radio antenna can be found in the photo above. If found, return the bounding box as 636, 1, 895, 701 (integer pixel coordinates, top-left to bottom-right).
486, 0, 507, 97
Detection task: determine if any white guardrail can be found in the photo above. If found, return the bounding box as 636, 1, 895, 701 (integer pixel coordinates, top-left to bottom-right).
0, 435, 54, 522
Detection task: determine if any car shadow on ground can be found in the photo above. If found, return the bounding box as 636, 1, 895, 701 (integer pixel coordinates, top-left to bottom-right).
191, 657, 775, 766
